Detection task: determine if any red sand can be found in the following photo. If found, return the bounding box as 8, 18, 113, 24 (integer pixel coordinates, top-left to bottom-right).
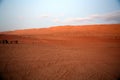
0, 24, 120, 80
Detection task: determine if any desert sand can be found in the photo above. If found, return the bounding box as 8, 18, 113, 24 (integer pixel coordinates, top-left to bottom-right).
0, 24, 120, 80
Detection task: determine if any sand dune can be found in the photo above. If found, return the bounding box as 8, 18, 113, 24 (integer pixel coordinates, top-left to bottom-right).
0, 24, 120, 80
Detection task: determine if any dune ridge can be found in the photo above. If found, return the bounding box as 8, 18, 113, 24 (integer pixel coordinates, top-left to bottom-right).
0, 24, 120, 80
0, 24, 120, 44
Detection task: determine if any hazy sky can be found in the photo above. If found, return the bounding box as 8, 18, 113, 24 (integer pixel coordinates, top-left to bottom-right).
0, 0, 120, 31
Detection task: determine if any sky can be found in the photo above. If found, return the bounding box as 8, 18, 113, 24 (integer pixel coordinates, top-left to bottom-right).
0, 0, 120, 31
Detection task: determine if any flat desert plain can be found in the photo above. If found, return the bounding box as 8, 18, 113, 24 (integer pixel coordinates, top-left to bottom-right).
0, 24, 120, 80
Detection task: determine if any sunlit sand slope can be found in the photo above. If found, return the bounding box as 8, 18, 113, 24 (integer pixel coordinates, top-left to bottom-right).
0, 24, 120, 80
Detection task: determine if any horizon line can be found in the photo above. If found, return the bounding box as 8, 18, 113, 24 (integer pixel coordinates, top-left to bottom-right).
0, 23, 120, 33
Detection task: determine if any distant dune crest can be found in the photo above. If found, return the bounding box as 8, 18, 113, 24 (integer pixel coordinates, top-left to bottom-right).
1, 24, 120, 35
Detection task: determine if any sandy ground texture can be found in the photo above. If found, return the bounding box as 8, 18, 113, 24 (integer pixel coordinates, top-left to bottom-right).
0, 24, 120, 80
